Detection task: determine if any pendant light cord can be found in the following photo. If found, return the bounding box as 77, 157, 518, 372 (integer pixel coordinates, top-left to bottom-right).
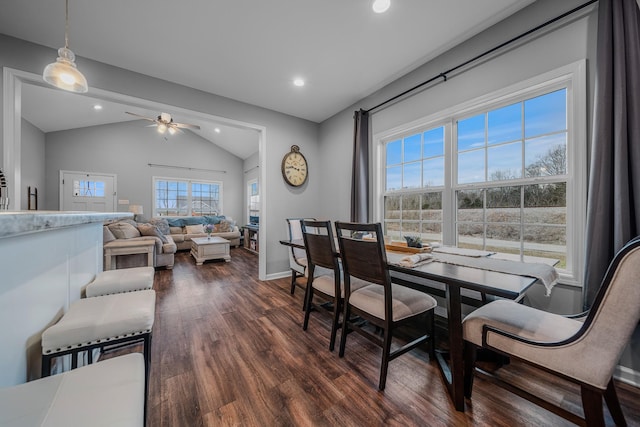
64, 0, 69, 49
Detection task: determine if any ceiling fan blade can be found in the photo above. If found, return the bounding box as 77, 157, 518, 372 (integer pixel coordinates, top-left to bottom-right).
125, 111, 156, 122
175, 122, 201, 130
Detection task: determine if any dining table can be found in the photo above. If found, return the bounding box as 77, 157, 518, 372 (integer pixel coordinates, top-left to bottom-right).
279, 238, 556, 412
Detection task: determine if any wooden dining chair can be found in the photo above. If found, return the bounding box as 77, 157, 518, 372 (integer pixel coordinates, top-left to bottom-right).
301, 220, 352, 350
335, 221, 437, 390
462, 235, 640, 427
286, 217, 315, 295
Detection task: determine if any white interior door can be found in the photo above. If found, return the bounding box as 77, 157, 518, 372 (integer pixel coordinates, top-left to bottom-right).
60, 171, 116, 212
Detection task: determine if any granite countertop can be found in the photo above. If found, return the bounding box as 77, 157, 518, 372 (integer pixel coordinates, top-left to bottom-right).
0, 211, 132, 239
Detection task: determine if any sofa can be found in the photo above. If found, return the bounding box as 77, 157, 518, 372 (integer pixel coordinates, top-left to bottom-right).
103, 219, 177, 270
159, 216, 241, 251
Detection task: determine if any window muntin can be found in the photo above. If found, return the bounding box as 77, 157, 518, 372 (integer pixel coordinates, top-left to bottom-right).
153, 178, 222, 217
381, 84, 574, 275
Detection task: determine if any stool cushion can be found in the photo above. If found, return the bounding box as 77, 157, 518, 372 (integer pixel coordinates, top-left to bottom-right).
42, 290, 156, 354
0, 353, 144, 427
86, 267, 154, 297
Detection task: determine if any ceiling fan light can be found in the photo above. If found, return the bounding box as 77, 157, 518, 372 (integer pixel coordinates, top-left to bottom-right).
157, 123, 167, 133
168, 126, 176, 135
43, 47, 88, 93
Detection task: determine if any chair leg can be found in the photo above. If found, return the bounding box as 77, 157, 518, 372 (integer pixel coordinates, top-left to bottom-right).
290, 270, 297, 294
338, 305, 350, 358
302, 286, 314, 331
144, 334, 151, 427
463, 342, 477, 399
328, 298, 341, 352
581, 385, 605, 427
379, 326, 392, 391
603, 379, 627, 427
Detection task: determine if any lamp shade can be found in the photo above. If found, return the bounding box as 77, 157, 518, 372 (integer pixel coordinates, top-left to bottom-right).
43, 47, 88, 93
128, 205, 144, 215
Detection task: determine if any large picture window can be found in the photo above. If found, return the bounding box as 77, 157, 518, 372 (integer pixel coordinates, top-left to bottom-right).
153, 177, 222, 216
376, 63, 586, 284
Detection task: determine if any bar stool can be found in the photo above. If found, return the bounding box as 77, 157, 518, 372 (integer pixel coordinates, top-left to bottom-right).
1, 353, 145, 427
85, 266, 154, 297
41, 290, 155, 399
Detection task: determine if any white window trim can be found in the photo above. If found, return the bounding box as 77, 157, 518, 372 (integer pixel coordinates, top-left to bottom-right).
152, 175, 224, 217
373, 60, 587, 286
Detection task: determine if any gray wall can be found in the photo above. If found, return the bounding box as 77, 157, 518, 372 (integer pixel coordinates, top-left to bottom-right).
44, 120, 244, 220
0, 33, 321, 277
20, 118, 45, 210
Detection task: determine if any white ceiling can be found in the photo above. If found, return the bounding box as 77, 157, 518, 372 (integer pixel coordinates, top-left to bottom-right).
2, 0, 536, 158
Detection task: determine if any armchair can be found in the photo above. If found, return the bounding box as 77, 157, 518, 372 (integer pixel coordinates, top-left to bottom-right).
462, 236, 640, 426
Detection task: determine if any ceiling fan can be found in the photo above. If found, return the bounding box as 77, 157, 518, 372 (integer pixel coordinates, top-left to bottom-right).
125, 111, 200, 135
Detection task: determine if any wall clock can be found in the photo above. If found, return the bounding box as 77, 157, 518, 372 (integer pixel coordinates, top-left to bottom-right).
281, 145, 308, 187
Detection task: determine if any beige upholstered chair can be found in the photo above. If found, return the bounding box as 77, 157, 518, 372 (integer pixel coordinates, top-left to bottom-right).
335, 221, 437, 390
301, 219, 368, 351
462, 236, 640, 427
286, 217, 315, 295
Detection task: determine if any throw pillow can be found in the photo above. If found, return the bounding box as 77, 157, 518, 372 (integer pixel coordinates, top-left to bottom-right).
149, 218, 171, 235
103, 226, 116, 243
185, 224, 205, 234
217, 219, 232, 233
108, 222, 141, 239
138, 223, 169, 243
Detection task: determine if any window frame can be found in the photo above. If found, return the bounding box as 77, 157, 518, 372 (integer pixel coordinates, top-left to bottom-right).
152, 176, 223, 217
373, 61, 587, 286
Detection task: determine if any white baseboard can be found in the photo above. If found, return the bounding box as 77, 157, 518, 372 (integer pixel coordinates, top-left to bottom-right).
265, 271, 290, 281
614, 365, 640, 388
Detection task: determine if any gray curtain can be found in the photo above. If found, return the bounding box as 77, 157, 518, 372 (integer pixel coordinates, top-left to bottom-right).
584, 0, 640, 308
351, 109, 370, 222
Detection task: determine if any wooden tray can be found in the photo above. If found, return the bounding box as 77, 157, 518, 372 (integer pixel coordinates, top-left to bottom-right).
384, 242, 431, 254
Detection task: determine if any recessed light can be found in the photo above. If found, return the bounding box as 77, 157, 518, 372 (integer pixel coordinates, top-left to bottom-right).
372, 0, 390, 13
214, 128, 221, 133
293, 78, 305, 87
93, 104, 103, 110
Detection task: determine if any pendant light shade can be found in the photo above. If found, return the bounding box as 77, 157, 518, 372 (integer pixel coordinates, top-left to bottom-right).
43, 0, 88, 93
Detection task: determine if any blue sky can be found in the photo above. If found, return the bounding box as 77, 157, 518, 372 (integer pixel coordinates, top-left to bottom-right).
386, 89, 567, 190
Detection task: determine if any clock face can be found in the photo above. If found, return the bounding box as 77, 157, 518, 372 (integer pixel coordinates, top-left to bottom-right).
281, 150, 308, 187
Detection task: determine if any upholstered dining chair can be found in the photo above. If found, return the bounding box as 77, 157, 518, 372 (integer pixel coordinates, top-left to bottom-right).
462, 235, 640, 427
335, 221, 438, 390
286, 217, 315, 295
301, 219, 367, 351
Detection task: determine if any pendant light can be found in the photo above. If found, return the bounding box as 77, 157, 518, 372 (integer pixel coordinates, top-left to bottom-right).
43, 0, 88, 93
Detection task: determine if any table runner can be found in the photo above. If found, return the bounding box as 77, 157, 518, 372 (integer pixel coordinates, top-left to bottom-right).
432, 253, 558, 295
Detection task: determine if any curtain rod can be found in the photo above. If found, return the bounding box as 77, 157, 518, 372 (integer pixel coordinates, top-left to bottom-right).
147, 163, 227, 174
365, 0, 598, 114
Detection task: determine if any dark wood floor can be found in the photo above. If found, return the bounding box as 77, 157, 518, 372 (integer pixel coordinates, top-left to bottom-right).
135, 248, 639, 426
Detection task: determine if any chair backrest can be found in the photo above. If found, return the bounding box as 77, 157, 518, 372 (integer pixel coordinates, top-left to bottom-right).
286, 218, 314, 265
335, 221, 391, 294
301, 219, 339, 277
572, 235, 640, 386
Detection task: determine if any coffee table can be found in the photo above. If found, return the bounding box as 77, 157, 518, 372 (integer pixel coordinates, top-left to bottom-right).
191, 236, 231, 265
